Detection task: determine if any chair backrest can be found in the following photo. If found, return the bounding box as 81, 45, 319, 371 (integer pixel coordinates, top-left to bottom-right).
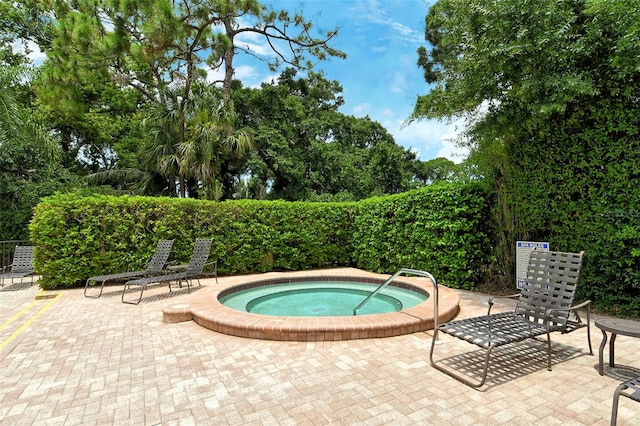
145, 240, 174, 273
185, 239, 213, 275
10, 246, 35, 273
516, 249, 584, 328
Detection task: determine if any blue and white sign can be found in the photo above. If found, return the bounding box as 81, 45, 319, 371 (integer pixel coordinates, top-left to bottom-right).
517, 242, 549, 249
516, 241, 549, 289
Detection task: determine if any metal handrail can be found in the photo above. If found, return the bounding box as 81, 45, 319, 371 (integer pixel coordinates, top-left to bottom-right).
353, 268, 438, 331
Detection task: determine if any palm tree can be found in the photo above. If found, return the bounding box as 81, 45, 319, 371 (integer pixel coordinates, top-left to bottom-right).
0, 67, 59, 165
0, 66, 64, 240
142, 82, 253, 199
140, 85, 184, 197
179, 83, 253, 199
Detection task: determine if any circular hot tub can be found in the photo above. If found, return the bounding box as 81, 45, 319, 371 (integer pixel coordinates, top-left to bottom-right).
220, 280, 428, 316
182, 268, 460, 341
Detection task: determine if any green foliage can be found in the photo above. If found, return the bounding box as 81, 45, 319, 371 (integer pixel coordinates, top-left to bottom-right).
352, 183, 492, 290
28, 182, 491, 291
414, 0, 640, 316
413, 157, 465, 185
215, 200, 356, 274
33, 1, 345, 195
35, 84, 146, 173
413, 0, 599, 121
142, 82, 254, 199
0, 65, 83, 240
507, 98, 640, 317
0, 0, 53, 67
234, 69, 423, 200
29, 193, 358, 289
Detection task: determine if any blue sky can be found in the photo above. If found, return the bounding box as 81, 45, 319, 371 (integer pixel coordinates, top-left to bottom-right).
237, 0, 469, 163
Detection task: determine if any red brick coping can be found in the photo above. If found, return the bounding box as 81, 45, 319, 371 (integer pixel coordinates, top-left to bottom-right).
163, 268, 460, 341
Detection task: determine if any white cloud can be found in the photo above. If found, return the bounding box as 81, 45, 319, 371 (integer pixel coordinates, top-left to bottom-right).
234, 65, 258, 80
391, 22, 424, 44
353, 0, 425, 45
389, 72, 407, 94
205, 66, 226, 85
352, 102, 372, 115
381, 108, 395, 119
12, 40, 46, 66
384, 118, 469, 163
235, 31, 273, 56
258, 73, 280, 87
351, 0, 387, 25
204, 62, 278, 89
436, 132, 470, 164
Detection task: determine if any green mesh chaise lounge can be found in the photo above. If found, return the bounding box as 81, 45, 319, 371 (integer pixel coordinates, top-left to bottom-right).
84, 239, 174, 298
122, 238, 212, 305
430, 249, 592, 387
0, 245, 36, 287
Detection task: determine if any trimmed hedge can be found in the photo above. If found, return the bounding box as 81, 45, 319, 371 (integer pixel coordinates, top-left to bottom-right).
505, 98, 640, 317
29, 183, 492, 290
352, 182, 492, 290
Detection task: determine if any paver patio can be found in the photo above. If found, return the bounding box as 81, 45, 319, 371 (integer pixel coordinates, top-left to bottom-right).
1, 272, 638, 425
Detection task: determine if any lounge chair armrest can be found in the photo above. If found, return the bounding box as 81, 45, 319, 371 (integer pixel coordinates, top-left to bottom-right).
545, 300, 591, 330
568, 299, 591, 311
164, 260, 186, 269
204, 260, 218, 274
545, 299, 591, 315
487, 293, 520, 315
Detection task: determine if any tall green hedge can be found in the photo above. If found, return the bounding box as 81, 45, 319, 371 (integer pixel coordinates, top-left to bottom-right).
29, 194, 358, 289
506, 99, 640, 317
29, 182, 492, 290
352, 182, 492, 290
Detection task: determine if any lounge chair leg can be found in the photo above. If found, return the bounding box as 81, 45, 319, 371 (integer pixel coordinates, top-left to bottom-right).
429, 329, 493, 388
121, 283, 129, 303
586, 306, 593, 355
546, 331, 553, 371
122, 283, 145, 305
135, 284, 146, 304
84, 279, 106, 298
611, 383, 623, 426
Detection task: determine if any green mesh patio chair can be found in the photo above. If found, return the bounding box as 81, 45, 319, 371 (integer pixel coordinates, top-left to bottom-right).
84, 239, 174, 298
122, 238, 213, 305
430, 249, 592, 387
1, 245, 36, 287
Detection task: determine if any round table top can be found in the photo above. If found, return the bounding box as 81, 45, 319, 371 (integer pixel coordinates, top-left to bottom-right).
595, 317, 640, 337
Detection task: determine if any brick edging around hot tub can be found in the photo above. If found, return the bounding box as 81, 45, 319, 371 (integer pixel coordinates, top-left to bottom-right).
163, 268, 460, 341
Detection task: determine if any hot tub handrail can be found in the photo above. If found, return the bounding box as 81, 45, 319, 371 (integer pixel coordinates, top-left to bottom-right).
353, 268, 438, 330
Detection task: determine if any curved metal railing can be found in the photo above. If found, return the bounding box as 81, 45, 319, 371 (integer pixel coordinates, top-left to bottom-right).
352, 268, 438, 330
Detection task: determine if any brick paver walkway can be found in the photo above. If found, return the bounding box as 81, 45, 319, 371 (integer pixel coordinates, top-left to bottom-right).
1, 273, 638, 425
